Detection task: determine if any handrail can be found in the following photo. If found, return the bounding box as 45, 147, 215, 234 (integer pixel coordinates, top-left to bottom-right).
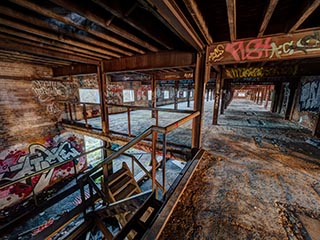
0, 146, 104, 190
106, 103, 195, 114
80, 110, 199, 179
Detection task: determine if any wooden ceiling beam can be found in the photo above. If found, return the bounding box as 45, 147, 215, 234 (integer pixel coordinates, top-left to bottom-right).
103, 51, 196, 73
182, 0, 213, 44
0, 16, 119, 59
258, 0, 279, 37
0, 26, 110, 60
53, 64, 98, 77
289, 0, 320, 33
226, 0, 237, 42
0, 32, 101, 62
0, 36, 99, 64
0, 6, 125, 57
147, 0, 204, 51
10, 0, 145, 54
92, 0, 174, 49
0, 51, 71, 66
50, 0, 159, 52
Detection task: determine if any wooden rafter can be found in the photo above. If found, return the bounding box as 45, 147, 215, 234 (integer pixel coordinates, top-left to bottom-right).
258, 0, 279, 37
182, 0, 213, 44
0, 5, 128, 57
289, 0, 320, 33
147, 0, 204, 51
0, 26, 110, 60
92, 0, 174, 49
226, 0, 237, 42
0, 16, 119, 58
10, 0, 144, 54
0, 36, 99, 64
49, 0, 158, 52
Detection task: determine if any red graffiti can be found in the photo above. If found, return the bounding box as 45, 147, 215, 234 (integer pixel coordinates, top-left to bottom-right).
32, 218, 55, 236
225, 38, 271, 61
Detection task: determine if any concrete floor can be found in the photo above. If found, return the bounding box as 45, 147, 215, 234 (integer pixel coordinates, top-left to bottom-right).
160, 99, 320, 239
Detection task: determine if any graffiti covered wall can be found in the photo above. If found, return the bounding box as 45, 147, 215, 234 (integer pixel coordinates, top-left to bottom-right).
208, 31, 320, 64
291, 76, 320, 130
0, 132, 86, 210
299, 78, 320, 112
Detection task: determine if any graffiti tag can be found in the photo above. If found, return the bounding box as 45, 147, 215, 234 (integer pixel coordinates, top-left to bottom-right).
300, 79, 320, 112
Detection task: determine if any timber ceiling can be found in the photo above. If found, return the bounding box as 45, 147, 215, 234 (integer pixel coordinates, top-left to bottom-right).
0, 0, 319, 72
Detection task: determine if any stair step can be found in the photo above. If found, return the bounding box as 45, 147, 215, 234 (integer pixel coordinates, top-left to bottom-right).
109, 175, 132, 196
107, 167, 128, 186
114, 184, 137, 201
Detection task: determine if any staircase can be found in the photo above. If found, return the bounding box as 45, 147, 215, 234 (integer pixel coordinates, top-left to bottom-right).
106, 162, 142, 202
85, 161, 161, 240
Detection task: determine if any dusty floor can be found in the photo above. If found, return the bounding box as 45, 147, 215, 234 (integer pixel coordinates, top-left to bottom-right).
160, 99, 320, 240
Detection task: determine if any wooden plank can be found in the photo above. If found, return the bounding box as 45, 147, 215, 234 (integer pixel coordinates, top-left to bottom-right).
148, 0, 204, 51
289, 0, 320, 33
208, 29, 320, 65
182, 0, 213, 44
258, 0, 279, 37
95, 218, 114, 240
226, 0, 237, 42
11, 0, 144, 55
103, 51, 196, 73
155, 71, 193, 80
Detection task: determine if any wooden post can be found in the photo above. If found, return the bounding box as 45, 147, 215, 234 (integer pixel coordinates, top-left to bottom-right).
192, 50, 210, 150
151, 131, 157, 193
187, 83, 191, 107
285, 81, 298, 120
151, 76, 156, 118
210, 88, 213, 101
174, 81, 179, 110
271, 82, 281, 112
97, 63, 109, 133
264, 86, 270, 109
213, 70, 222, 125
220, 80, 225, 114
206, 87, 210, 102
313, 112, 320, 137
127, 107, 131, 136
277, 83, 285, 113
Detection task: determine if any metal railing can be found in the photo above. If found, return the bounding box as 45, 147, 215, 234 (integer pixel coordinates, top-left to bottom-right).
78, 109, 200, 216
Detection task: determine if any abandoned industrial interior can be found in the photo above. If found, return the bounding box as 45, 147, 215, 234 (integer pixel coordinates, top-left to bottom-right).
0, 0, 320, 239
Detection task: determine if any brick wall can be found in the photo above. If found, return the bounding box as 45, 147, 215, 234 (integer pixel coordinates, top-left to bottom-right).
0, 62, 58, 151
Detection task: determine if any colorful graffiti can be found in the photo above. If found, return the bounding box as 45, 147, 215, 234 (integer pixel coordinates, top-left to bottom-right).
208, 31, 320, 64
300, 78, 320, 112
137, 85, 151, 101
0, 132, 86, 210
225, 65, 299, 79
106, 85, 123, 104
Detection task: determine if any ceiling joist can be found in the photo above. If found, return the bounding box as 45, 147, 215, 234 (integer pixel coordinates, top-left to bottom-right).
258, 0, 279, 37
226, 0, 237, 42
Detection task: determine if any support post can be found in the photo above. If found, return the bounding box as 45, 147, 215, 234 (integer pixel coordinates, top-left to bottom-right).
264, 86, 270, 109
271, 82, 281, 112
285, 80, 298, 120
213, 70, 222, 125
187, 83, 191, 107
151, 76, 156, 118
174, 81, 179, 110
97, 64, 109, 133
192, 50, 210, 150
313, 112, 320, 137
277, 83, 285, 114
